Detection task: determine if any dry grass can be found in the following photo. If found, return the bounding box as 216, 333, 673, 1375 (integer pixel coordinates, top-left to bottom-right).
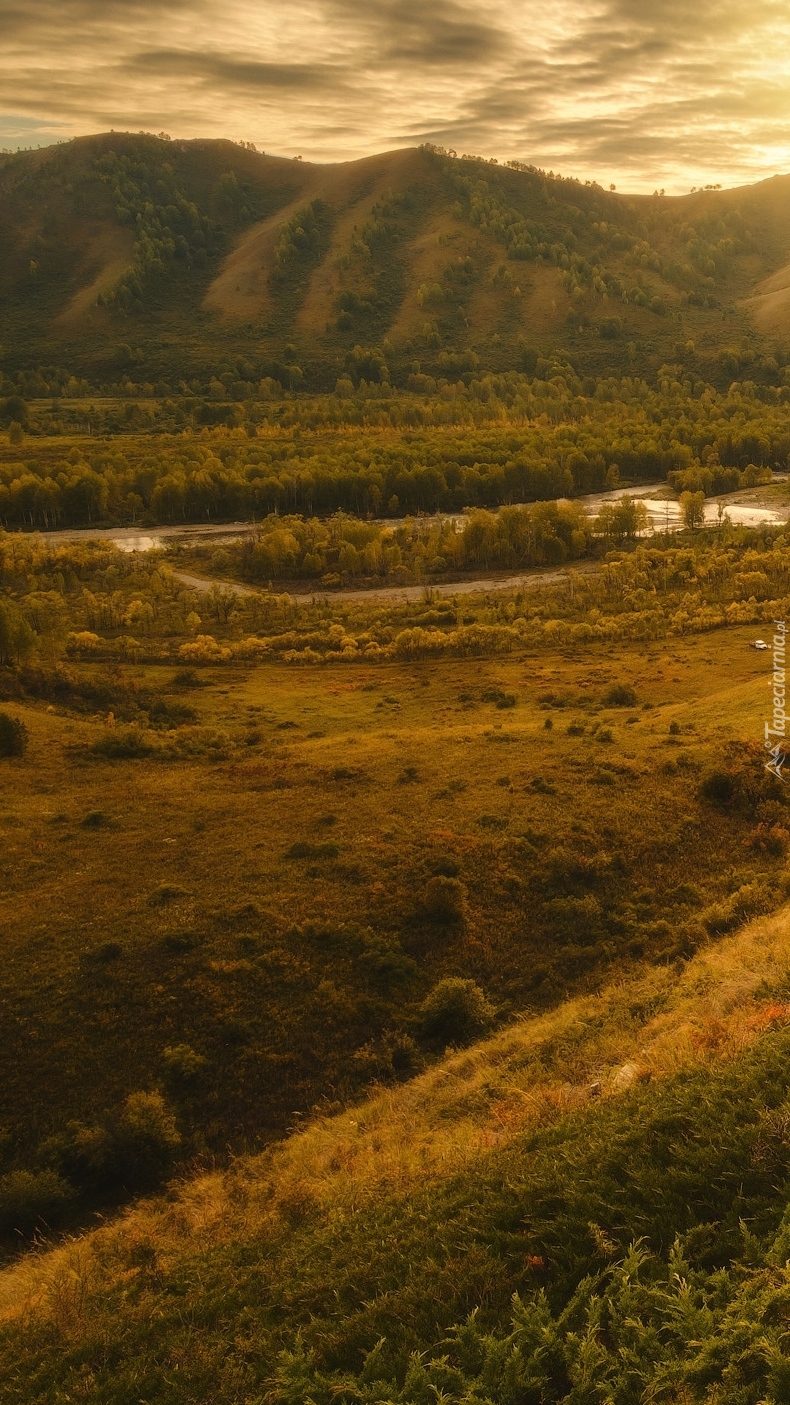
0, 620, 781, 1184
2, 892, 789, 1330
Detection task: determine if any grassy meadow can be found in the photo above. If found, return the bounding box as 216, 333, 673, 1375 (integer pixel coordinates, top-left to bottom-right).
2, 533, 789, 1241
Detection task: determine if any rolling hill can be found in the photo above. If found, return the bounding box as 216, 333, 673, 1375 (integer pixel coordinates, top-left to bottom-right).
3, 132, 790, 387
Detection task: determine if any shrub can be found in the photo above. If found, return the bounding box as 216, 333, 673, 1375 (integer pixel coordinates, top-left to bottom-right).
115, 1091, 181, 1188
65, 630, 101, 656
482, 686, 517, 708
90, 726, 155, 759
45, 1091, 181, 1194
431, 857, 460, 878
397, 765, 419, 784
423, 875, 467, 923
418, 977, 494, 1045
148, 883, 189, 907
531, 776, 556, 793
0, 1169, 73, 1235
749, 823, 790, 856
0, 711, 28, 757
89, 941, 123, 963
699, 769, 735, 804
604, 684, 637, 706
701, 882, 769, 934
165, 726, 231, 760
162, 1044, 207, 1081
147, 699, 197, 729
543, 894, 602, 943
178, 634, 232, 663
286, 841, 340, 859
172, 668, 205, 688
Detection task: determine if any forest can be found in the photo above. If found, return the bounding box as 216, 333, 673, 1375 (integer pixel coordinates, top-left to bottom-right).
0, 368, 785, 533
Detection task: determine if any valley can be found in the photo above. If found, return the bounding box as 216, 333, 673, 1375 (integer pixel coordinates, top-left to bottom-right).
5, 128, 790, 1403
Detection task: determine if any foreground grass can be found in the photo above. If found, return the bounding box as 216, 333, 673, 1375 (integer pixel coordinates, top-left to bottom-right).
3, 900, 790, 1399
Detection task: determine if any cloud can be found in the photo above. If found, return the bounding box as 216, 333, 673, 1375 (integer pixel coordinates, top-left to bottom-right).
1, 0, 790, 188
129, 51, 345, 93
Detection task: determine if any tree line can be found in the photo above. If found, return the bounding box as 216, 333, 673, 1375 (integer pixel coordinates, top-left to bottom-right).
2, 369, 790, 531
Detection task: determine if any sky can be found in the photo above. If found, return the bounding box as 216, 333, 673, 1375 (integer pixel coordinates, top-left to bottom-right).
3, 0, 790, 192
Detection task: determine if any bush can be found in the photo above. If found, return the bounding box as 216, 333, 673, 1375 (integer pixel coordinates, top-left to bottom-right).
172, 668, 205, 688
0, 1169, 73, 1235
148, 883, 189, 907
178, 634, 232, 663
115, 1091, 181, 1188
699, 769, 735, 804
0, 711, 28, 757
418, 977, 494, 1045
604, 684, 637, 707
47, 1091, 181, 1194
90, 726, 155, 759
162, 1044, 207, 1081
482, 686, 517, 708
147, 699, 197, 729
423, 875, 467, 922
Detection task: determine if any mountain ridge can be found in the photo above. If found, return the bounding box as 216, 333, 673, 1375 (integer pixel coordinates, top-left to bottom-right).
4, 133, 790, 387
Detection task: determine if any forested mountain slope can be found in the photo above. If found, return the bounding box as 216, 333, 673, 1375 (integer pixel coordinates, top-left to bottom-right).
3, 133, 790, 387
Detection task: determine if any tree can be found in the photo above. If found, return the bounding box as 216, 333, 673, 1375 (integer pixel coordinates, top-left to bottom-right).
680, 490, 705, 530
0, 712, 28, 757
423, 876, 467, 923
595, 496, 648, 542
0, 599, 37, 665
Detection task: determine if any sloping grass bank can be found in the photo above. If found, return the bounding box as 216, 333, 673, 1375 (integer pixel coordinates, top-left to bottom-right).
3, 904, 790, 1400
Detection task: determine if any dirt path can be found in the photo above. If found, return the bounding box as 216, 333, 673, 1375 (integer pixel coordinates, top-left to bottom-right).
173, 561, 599, 603
173, 570, 259, 597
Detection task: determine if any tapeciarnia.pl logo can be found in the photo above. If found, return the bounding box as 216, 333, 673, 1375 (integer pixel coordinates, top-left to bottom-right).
765, 620, 787, 781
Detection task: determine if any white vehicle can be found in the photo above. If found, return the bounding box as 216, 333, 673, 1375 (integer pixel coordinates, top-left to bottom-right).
752, 640, 769, 650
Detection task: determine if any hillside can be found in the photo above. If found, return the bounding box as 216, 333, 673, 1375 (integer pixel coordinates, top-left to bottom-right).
3, 133, 790, 387
3, 898, 790, 1400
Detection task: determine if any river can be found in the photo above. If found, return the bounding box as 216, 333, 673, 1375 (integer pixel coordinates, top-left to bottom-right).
24, 478, 790, 603
37, 476, 790, 555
